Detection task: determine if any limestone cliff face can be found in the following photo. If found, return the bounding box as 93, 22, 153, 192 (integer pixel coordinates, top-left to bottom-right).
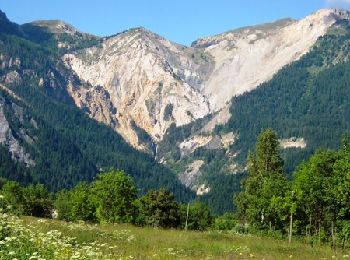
0, 95, 35, 166
63, 9, 350, 151
194, 9, 348, 111
64, 28, 212, 149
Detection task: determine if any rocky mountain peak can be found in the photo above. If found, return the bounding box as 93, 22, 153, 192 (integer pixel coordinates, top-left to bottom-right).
28, 20, 78, 34
192, 18, 295, 48
63, 8, 350, 152
315, 8, 350, 20
64, 23, 212, 150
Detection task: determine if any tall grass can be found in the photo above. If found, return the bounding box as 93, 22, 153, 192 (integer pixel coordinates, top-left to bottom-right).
17, 216, 350, 259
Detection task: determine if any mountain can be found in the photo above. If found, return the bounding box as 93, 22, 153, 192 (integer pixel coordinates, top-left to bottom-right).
63, 27, 212, 153
61, 9, 350, 211
1, 8, 350, 213
63, 9, 346, 151
0, 11, 193, 201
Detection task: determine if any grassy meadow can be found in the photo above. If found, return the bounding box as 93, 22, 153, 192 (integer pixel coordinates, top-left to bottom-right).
7, 216, 348, 259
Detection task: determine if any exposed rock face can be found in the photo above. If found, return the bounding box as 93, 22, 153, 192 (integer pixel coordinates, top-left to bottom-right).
178, 160, 204, 188
194, 9, 347, 111
179, 135, 212, 158
64, 28, 212, 149
196, 184, 210, 196
280, 138, 307, 149
63, 9, 349, 152
5, 71, 22, 85
0, 97, 34, 166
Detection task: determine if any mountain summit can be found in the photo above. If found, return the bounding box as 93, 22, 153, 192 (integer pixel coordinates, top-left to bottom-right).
62, 8, 350, 152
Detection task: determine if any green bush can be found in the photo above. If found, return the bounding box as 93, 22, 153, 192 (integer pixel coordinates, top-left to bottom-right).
23, 184, 53, 218
93, 170, 137, 223
180, 202, 213, 230
55, 182, 97, 222
136, 188, 180, 228
214, 213, 237, 230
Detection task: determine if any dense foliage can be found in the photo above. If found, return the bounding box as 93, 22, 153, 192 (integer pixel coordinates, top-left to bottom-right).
135, 188, 180, 228
235, 129, 350, 249
0, 181, 53, 217
0, 170, 214, 231
235, 129, 289, 231
93, 171, 137, 223
179, 202, 213, 231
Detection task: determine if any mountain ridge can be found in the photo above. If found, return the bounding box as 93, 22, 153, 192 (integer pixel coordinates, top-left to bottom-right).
61, 8, 350, 153
1, 8, 350, 213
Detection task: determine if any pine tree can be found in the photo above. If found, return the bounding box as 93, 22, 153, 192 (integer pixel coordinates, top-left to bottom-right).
235, 129, 289, 230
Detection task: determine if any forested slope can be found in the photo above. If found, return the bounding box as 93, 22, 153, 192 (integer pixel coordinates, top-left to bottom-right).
0, 10, 193, 201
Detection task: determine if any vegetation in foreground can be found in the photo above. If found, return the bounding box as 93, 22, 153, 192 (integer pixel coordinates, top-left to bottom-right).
1, 213, 349, 259
1, 129, 350, 259
235, 129, 350, 252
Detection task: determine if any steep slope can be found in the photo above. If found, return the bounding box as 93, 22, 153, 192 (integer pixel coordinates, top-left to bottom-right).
222, 18, 350, 172
2, 8, 350, 214
58, 8, 350, 213
194, 9, 350, 111
63, 9, 350, 154
0, 12, 193, 200
64, 28, 213, 151
200, 18, 350, 213
156, 11, 350, 213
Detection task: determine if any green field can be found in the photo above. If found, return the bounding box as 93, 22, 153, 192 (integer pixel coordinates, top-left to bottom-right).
8, 216, 347, 259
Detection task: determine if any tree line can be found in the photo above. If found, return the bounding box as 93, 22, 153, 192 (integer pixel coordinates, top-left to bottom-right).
235, 129, 350, 250
0, 171, 223, 231
1, 128, 349, 250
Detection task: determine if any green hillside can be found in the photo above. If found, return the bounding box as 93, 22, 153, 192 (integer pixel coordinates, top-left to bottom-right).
157, 20, 350, 214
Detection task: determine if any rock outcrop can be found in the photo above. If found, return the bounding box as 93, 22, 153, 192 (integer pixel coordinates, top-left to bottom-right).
194, 9, 348, 111
0, 97, 34, 166
280, 138, 307, 149
64, 28, 212, 149
63, 9, 350, 152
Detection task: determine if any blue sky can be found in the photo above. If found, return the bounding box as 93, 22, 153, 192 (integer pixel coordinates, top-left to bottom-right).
1, 0, 350, 45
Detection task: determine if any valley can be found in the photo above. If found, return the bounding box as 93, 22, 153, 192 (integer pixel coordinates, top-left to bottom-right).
1, 8, 350, 214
